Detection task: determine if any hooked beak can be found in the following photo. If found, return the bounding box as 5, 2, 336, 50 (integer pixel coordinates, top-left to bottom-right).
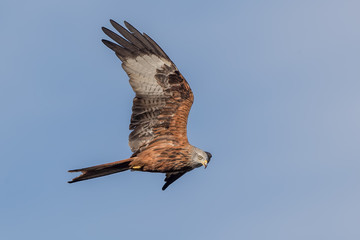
202, 160, 208, 169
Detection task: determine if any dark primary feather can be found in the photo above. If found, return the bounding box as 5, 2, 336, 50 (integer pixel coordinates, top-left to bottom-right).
110, 20, 146, 50
103, 20, 172, 62
143, 33, 170, 59
123, 21, 158, 53
102, 27, 138, 51
101, 39, 132, 59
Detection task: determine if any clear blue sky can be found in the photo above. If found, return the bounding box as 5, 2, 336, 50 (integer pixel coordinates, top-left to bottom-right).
1, 0, 359, 239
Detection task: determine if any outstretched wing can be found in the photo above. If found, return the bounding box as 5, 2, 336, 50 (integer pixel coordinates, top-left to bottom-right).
102, 20, 194, 153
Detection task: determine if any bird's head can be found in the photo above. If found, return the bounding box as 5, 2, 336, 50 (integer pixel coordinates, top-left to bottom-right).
192, 147, 212, 169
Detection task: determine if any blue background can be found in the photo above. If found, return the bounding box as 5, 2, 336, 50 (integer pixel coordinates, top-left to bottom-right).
1, 0, 359, 239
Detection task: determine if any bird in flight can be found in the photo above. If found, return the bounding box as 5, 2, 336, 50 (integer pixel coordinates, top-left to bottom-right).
68, 20, 212, 190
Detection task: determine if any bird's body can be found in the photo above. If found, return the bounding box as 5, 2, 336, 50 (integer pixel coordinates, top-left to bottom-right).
69, 20, 212, 190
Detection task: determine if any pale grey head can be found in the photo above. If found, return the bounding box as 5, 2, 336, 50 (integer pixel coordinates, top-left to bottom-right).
191, 146, 213, 169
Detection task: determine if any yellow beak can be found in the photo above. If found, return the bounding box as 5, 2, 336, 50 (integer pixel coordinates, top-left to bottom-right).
202, 160, 208, 169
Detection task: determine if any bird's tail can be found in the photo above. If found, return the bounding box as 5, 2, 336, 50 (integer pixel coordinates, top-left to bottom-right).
68, 158, 132, 183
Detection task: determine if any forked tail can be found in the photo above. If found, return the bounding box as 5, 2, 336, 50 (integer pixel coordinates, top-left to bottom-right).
68, 158, 132, 183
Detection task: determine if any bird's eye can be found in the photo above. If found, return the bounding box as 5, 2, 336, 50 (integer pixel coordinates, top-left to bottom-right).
198, 156, 203, 160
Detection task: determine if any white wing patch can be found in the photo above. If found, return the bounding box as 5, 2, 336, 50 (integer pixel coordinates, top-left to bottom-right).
123, 54, 173, 97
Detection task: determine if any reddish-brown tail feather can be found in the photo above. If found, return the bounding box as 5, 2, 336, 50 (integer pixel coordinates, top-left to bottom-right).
68, 159, 132, 183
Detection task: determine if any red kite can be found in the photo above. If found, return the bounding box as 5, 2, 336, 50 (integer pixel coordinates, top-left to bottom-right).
68, 20, 212, 190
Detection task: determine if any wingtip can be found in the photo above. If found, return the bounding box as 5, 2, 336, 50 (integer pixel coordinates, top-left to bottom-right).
110, 19, 120, 28
124, 21, 132, 29
101, 39, 113, 47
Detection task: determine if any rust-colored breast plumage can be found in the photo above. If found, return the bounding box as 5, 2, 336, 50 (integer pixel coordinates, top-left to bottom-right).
129, 142, 194, 172
102, 20, 194, 158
